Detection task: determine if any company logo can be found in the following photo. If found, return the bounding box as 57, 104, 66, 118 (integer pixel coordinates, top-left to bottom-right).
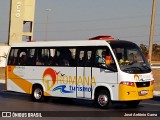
42, 68, 96, 94
42, 68, 59, 91
53, 85, 73, 93
134, 74, 149, 82
134, 74, 139, 82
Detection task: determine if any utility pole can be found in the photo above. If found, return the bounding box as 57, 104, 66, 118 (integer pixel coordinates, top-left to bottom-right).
148, 0, 156, 64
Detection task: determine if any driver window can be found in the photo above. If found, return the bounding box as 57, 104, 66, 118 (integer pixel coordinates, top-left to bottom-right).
95, 47, 116, 69
95, 49, 106, 64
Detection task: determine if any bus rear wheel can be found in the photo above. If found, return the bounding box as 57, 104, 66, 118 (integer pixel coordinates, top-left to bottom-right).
95, 90, 111, 109
32, 85, 44, 102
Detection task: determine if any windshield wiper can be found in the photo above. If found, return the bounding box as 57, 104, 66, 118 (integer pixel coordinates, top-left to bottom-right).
142, 65, 151, 71
123, 66, 143, 71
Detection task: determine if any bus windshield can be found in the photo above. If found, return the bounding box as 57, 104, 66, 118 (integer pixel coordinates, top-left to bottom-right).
109, 41, 151, 74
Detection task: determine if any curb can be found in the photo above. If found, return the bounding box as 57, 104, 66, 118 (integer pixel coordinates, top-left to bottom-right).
153, 91, 160, 97
0, 80, 5, 84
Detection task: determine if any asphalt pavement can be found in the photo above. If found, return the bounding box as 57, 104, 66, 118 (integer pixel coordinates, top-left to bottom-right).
0, 83, 160, 120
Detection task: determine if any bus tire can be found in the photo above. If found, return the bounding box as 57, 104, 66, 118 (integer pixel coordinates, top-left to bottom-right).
32, 85, 44, 102
95, 90, 111, 109
125, 100, 140, 108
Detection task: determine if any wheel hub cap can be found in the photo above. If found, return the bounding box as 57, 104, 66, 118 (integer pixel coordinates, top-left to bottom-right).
98, 95, 108, 106
34, 89, 42, 99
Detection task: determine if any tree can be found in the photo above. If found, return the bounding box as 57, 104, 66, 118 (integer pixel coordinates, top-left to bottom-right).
139, 44, 148, 57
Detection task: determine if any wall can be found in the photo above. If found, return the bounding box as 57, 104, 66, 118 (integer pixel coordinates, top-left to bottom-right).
0, 45, 10, 67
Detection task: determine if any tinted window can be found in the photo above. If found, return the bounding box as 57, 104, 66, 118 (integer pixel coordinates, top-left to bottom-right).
76, 47, 95, 67
110, 41, 151, 73
8, 48, 36, 66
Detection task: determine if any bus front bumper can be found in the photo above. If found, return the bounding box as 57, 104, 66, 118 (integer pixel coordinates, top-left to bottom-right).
118, 84, 154, 101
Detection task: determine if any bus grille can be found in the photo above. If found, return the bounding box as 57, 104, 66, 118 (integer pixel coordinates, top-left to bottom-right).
136, 82, 150, 87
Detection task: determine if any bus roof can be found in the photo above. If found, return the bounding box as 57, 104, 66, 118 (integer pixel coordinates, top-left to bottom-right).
11, 40, 110, 47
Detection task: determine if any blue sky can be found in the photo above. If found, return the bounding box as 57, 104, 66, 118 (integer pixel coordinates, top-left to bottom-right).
0, 0, 160, 45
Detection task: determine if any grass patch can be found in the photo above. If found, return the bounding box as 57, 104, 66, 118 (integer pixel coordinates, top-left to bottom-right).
152, 69, 160, 91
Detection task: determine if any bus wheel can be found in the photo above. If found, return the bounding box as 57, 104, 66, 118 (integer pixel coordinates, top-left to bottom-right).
96, 90, 111, 109
126, 100, 140, 108
32, 86, 44, 102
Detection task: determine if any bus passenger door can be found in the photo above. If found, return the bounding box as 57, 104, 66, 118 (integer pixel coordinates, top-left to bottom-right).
76, 48, 93, 99
76, 67, 92, 99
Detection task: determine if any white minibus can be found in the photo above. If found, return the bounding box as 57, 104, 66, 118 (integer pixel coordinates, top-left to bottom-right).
6, 39, 154, 108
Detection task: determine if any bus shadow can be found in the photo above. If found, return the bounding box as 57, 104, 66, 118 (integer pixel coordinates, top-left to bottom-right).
0, 90, 30, 101
48, 97, 143, 110
152, 96, 160, 101
0, 91, 145, 110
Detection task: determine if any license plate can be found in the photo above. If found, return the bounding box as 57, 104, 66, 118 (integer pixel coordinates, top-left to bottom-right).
139, 90, 148, 96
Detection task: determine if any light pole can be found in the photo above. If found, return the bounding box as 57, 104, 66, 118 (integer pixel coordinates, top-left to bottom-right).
148, 0, 156, 64
45, 8, 52, 41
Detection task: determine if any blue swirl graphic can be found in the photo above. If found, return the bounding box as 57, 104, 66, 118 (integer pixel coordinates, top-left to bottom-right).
53, 85, 73, 93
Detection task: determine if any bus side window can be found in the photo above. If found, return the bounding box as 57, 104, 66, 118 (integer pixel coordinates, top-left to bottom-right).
95, 47, 117, 70
9, 48, 36, 66
86, 50, 95, 67
35, 48, 43, 66
48, 48, 56, 66
76, 48, 94, 67
42, 49, 50, 65
19, 51, 27, 65
8, 48, 19, 65
36, 48, 52, 66
78, 50, 85, 67
95, 49, 106, 65
27, 48, 36, 66
58, 48, 72, 66
69, 48, 76, 66
53, 49, 60, 66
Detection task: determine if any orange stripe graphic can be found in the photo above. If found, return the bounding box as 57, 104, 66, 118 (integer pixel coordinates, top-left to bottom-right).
7, 66, 33, 94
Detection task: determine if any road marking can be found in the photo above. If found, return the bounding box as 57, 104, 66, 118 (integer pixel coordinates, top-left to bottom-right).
141, 102, 160, 106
